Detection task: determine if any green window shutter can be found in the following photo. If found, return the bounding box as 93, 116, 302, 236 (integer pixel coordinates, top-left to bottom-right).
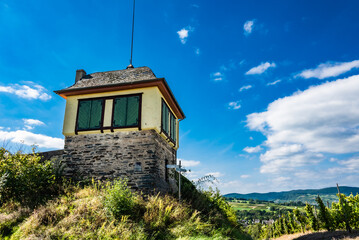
126, 96, 139, 126
113, 96, 140, 127
113, 98, 127, 127
77, 100, 91, 130
170, 114, 176, 143
162, 101, 169, 135
89, 99, 103, 129
77, 99, 103, 130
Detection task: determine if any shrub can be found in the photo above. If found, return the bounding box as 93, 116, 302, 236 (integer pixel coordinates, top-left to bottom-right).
103, 179, 137, 220
178, 175, 250, 239
331, 193, 354, 232
316, 195, 334, 231
0, 147, 62, 208
304, 203, 319, 231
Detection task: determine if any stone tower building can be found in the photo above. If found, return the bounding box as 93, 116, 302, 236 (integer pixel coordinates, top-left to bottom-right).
54, 67, 185, 193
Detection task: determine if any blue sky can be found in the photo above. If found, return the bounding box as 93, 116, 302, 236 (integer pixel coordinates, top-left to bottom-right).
1, 0, 359, 193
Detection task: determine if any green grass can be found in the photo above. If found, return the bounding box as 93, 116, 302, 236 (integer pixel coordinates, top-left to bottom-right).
0, 182, 251, 240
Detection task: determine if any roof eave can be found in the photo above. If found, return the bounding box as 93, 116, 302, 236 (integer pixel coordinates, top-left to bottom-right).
54, 78, 185, 120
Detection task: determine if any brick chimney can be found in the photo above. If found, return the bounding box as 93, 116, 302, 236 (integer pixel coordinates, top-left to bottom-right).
75, 69, 86, 83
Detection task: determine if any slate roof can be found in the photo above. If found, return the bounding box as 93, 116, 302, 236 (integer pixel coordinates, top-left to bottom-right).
54, 66, 186, 119
60, 67, 158, 91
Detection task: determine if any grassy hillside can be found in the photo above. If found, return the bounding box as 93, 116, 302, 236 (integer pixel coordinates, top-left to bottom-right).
0, 148, 251, 239
224, 187, 359, 205
0, 181, 252, 240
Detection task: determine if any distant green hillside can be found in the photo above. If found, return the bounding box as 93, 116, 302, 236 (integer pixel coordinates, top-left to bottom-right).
224, 186, 359, 205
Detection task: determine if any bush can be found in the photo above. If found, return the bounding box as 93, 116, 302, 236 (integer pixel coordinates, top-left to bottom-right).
0, 148, 62, 208
179, 175, 250, 239
103, 179, 137, 220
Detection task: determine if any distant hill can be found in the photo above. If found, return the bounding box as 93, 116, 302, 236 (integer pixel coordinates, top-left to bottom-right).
224, 186, 359, 205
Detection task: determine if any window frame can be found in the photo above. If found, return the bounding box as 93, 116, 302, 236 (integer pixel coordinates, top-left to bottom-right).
75, 98, 105, 134
75, 93, 142, 134
111, 94, 142, 130
161, 99, 177, 144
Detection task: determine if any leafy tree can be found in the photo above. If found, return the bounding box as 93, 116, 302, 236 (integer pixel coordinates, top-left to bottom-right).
332, 193, 353, 232
346, 194, 359, 229
316, 195, 334, 231
247, 223, 263, 240
293, 208, 307, 233
287, 212, 298, 233
304, 203, 319, 231
0, 147, 62, 208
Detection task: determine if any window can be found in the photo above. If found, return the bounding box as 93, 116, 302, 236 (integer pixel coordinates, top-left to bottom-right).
113, 95, 140, 128
76, 99, 104, 131
134, 162, 142, 172
161, 100, 177, 144
75, 93, 142, 133
165, 160, 168, 182
170, 114, 176, 143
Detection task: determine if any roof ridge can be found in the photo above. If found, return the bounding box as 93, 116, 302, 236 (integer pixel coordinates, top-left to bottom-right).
88, 66, 151, 75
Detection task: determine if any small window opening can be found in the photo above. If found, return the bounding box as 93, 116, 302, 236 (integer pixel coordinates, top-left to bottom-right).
165, 160, 168, 182
134, 162, 142, 172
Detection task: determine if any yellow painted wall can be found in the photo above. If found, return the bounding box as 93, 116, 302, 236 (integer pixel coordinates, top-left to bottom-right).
62, 86, 179, 149
103, 99, 113, 127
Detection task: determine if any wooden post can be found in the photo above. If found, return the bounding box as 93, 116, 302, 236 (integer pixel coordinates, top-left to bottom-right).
336, 183, 341, 195
179, 160, 181, 202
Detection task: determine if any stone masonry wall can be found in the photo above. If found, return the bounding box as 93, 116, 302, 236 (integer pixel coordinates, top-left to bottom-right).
63, 129, 177, 193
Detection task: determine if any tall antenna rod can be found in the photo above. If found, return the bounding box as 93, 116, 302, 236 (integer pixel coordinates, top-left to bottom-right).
127, 0, 136, 69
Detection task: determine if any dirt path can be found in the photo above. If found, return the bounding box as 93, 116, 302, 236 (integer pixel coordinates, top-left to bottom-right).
274, 230, 359, 240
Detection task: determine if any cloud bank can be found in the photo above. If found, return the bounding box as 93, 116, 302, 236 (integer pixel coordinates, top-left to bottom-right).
247, 74, 359, 173
0, 129, 64, 149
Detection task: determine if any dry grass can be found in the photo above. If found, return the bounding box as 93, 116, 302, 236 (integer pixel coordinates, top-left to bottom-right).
1, 184, 247, 240
10, 186, 146, 240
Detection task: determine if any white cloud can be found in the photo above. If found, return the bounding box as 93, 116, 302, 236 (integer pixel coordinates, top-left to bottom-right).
177, 159, 200, 167
206, 172, 224, 178
338, 158, 359, 172
23, 119, 45, 126
239, 85, 253, 92
240, 174, 250, 179
267, 79, 281, 86
177, 26, 193, 44
195, 48, 200, 55
228, 101, 241, 110
210, 72, 223, 81
0, 129, 64, 149
23, 119, 45, 130
297, 60, 359, 79
273, 176, 290, 183
244, 20, 255, 35
0, 83, 51, 101
246, 62, 276, 75
246, 74, 359, 173
243, 145, 262, 153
